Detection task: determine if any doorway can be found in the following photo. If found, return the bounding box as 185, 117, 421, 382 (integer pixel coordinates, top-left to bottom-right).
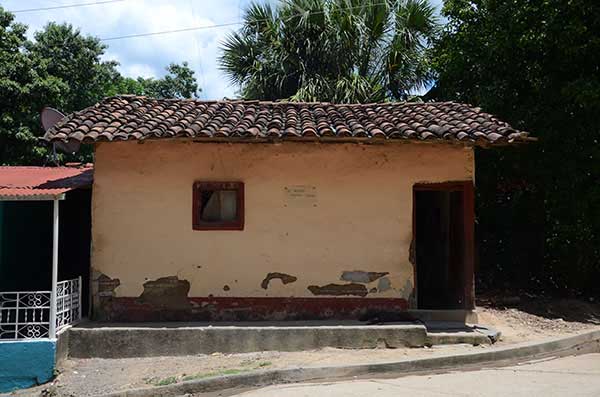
413, 182, 474, 310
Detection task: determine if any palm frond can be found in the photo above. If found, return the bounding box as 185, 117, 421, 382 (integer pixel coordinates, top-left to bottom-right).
219, 0, 439, 101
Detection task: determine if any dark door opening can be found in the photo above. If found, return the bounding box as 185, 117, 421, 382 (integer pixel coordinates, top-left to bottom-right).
414, 182, 474, 310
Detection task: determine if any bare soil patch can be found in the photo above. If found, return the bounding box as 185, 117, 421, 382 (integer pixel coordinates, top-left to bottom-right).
477, 295, 600, 343
15, 345, 480, 397
9, 298, 600, 397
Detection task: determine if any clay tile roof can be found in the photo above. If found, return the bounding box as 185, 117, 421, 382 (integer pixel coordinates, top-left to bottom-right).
43, 96, 530, 145
0, 166, 93, 200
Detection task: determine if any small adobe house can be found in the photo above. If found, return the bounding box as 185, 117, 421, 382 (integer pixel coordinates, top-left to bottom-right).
43, 96, 530, 322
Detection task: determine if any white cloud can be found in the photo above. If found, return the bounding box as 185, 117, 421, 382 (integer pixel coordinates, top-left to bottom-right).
6, 0, 444, 100
122, 63, 157, 79
8, 0, 245, 99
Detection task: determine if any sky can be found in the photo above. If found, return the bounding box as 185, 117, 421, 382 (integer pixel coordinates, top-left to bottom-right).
2, 0, 443, 100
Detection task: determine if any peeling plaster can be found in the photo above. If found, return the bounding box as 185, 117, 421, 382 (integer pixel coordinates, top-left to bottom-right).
307, 283, 368, 297
96, 274, 120, 297
409, 238, 416, 266
399, 279, 414, 300
377, 277, 392, 292
138, 276, 191, 310
340, 271, 389, 284
261, 272, 298, 289
91, 269, 121, 321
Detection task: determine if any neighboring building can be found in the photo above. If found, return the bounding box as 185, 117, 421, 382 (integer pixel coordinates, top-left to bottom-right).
0, 166, 91, 392
44, 96, 530, 322
0, 165, 92, 302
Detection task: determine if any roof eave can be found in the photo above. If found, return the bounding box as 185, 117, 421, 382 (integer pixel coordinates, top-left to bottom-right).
0, 193, 66, 201
47, 135, 533, 147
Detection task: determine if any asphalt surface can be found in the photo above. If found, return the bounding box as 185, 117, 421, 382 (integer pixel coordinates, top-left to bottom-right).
234, 353, 600, 397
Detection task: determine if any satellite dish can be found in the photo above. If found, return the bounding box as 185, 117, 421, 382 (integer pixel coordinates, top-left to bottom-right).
41, 107, 81, 154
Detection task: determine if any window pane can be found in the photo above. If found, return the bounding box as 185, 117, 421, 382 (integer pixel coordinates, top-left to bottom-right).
219, 190, 237, 221
200, 190, 220, 222
200, 190, 237, 222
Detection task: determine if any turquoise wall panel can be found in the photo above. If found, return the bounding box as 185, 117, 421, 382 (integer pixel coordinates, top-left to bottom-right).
0, 339, 55, 392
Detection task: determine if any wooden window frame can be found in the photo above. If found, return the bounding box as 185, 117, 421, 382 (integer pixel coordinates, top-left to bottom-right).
192, 181, 245, 231
412, 181, 475, 309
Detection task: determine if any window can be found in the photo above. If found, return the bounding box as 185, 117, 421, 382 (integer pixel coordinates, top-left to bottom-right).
193, 182, 244, 230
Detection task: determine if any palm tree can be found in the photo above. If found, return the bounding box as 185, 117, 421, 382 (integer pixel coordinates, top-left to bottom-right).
220, 0, 438, 103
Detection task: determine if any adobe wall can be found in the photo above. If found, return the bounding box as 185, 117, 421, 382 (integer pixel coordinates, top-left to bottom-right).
91, 141, 473, 321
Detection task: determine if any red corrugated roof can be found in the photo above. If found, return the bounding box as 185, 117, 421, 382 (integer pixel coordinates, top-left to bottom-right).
0, 166, 93, 200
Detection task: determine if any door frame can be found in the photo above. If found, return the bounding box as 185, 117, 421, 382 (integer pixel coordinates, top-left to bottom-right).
412, 181, 475, 309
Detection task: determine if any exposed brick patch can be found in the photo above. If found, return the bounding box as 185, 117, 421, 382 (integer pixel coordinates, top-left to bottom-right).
138, 276, 191, 310
260, 272, 298, 289
96, 274, 120, 296
307, 283, 369, 297
91, 269, 121, 321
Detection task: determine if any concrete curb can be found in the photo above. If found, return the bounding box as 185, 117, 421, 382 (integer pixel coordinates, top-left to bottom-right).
101, 329, 600, 397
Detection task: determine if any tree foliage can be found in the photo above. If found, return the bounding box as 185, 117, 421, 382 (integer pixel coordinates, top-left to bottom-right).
431, 0, 600, 296
220, 0, 438, 102
0, 7, 200, 165
106, 62, 200, 99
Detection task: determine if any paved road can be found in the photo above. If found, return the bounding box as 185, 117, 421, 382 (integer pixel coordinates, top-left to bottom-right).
235, 353, 600, 397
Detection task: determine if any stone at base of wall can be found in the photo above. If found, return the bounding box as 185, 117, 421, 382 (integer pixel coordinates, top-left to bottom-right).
94, 296, 410, 322
0, 339, 55, 393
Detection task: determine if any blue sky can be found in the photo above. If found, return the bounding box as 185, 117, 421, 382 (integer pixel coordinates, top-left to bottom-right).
2, 0, 443, 100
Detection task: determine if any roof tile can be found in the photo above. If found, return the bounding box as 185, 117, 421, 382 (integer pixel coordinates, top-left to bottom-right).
43, 96, 530, 145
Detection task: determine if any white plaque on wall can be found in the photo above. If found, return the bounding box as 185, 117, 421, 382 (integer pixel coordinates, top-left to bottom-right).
284, 185, 317, 207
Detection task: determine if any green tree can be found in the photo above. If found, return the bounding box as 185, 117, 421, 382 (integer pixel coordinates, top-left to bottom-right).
107, 62, 201, 99
0, 10, 71, 164
431, 0, 600, 296
27, 22, 121, 113
220, 0, 438, 102
0, 7, 200, 165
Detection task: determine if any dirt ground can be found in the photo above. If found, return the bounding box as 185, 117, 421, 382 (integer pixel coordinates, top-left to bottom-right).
477, 296, 600, 343
26, 345, 482, 397
8, 298, 600, 397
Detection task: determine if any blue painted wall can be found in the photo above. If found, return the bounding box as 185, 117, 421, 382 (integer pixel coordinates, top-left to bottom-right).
0, 340, 55, 392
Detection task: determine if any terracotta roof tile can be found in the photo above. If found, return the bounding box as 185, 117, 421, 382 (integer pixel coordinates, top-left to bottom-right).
43, 96, 530, 145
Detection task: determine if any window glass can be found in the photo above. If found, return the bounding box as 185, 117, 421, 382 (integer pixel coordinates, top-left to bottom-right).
193, 182, 244, 230
200, 190, 238, 222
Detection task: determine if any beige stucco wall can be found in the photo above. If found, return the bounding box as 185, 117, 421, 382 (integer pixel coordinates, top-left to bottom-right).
92, 141, 474, 302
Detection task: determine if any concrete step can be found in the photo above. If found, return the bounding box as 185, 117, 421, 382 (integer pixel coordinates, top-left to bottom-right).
66, 321, 428, 358
426, 331, 491, 346
425, 322, 499, 346
62, 320, 495, 359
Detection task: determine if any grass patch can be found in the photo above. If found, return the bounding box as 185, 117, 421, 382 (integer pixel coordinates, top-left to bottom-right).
146, 361, 273, 386
146, 376, 178, 386
182, 368, 248, 382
